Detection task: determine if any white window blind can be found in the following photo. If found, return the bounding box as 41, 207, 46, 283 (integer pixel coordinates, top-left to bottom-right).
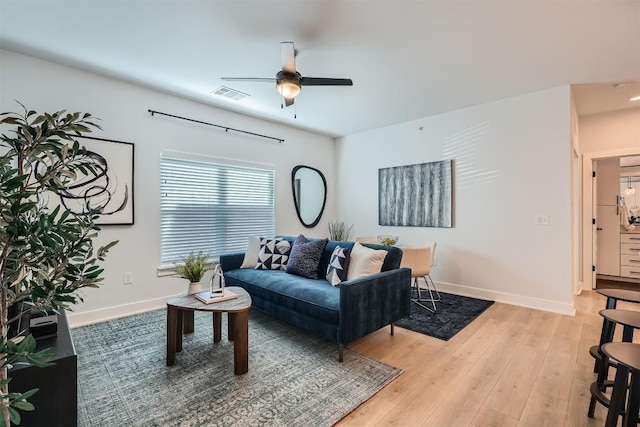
160, 154, 275, 266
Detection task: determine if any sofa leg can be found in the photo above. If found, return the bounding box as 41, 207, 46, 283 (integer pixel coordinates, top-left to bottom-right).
338, 344, 344, 362
390, 323, 395, 336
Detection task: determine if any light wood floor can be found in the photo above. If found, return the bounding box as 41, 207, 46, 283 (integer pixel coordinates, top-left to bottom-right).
336, 290, 636, 427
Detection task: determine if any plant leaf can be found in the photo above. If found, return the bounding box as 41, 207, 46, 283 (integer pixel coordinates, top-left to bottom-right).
11, 401, 35, 412
8, 406, 20, 425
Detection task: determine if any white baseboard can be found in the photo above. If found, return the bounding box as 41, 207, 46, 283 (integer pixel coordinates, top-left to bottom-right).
580, 280, 593, 292
67, 293, 183, 328
427, 280, 576, 316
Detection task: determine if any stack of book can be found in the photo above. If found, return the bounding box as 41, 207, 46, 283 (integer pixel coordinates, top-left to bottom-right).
194, 289, 238, 304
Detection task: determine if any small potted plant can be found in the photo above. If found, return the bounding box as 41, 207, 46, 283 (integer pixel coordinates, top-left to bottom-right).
328, 219, 354, 241
174, 251, 212, 294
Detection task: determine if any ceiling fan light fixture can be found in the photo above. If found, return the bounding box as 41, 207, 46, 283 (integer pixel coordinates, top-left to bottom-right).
277, 80, 301, 98
222, 42, 352, 107
276, 70, 302, 99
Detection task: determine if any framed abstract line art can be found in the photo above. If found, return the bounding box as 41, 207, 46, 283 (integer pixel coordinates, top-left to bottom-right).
56, 135, 135, 225
379, 160, 452, 228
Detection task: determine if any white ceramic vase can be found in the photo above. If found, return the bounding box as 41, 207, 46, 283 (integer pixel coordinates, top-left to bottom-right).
187, 281, 202, 295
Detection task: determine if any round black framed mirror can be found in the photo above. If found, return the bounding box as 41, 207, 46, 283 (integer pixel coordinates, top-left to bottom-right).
292, 165, 327, 228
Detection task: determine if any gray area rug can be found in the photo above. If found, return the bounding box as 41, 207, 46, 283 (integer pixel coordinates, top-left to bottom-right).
73, 309, 401, 426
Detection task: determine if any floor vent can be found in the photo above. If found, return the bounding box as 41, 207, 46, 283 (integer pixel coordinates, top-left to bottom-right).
212, 86, 250, 101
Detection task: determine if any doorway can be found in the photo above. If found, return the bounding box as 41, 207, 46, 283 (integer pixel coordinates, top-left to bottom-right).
583, 152, 640, 291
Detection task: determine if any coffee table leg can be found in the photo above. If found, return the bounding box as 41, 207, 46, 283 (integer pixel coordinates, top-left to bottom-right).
230, 310, 249, 375
183, 310, 194, 334
167, 306, 178, 366
176, 310, 183, 353
228, 312, 235, 342
213, 312, 222, 343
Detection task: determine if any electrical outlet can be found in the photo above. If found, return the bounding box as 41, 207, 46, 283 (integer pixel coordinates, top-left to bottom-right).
535, 214, 549, 226
123, 272, 133, 285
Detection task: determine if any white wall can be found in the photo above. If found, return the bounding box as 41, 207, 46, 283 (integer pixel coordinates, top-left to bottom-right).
570, 93, 582, 294
336, 86, 574, 314
578, 108, 640, 290
580, 108, 640, 153
0, 50, 336, 325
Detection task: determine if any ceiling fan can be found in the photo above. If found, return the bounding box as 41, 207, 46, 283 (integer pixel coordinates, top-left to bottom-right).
221, 41, 353, 108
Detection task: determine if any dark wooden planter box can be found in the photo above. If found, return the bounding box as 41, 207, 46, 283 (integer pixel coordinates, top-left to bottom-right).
9, 310, 77, 427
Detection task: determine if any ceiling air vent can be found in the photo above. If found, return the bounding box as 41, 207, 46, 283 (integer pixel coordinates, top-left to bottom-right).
212, 86, 250, 101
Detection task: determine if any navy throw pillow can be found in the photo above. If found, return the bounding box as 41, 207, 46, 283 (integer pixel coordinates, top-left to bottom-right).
326, 245, 351, 286
286, 234, 328, 279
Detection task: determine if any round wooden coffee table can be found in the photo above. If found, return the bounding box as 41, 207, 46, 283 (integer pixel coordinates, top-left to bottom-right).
166, 286, 252, 375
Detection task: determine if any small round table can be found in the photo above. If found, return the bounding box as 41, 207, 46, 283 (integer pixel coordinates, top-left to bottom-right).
166, 286, 252, 375
598, 288, 640, 310
592, 289, 640, 371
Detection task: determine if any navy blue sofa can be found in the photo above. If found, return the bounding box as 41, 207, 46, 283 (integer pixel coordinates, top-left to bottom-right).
220, 237, 411, 361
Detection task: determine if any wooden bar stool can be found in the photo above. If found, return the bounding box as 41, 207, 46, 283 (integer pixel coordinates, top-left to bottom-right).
589, 309, 640, 419
592, 289, 640, 372
600, 343, 640, 426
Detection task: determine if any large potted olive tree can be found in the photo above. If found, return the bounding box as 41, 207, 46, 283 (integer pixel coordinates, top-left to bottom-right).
0, 104, 117, 426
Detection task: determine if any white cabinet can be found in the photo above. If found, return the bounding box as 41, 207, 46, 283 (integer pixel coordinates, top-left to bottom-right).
596, 158, 621, 276
598, 206, 621, 275
620, 233, 640, 278
598, 158, 621, 206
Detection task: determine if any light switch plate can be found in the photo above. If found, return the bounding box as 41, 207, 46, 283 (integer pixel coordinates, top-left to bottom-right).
535, 214, 549, 226
123, 272, 133, 285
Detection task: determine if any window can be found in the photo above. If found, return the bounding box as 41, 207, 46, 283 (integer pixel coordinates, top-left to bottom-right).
160, 153, 275, 267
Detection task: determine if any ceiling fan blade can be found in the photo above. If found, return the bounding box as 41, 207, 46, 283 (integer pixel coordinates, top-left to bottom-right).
281, 41, 296, 73
284, 97, 295, 107
300, 77, 353, 86
221, 77, 276, 83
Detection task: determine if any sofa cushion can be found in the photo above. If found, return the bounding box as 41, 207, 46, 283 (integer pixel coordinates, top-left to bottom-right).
256, 238, 291, 270
276, 236, 403, 274
224, 269, 340, 325
326, 245, 350, 286
286, 235, 328, 279
347, 242, 387, 280
240, 236, 261, 269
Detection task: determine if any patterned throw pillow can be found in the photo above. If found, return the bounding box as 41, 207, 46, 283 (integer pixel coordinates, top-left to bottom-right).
286, 235, 328, 279
255, 238, 291, 270
326, 245, 351, 286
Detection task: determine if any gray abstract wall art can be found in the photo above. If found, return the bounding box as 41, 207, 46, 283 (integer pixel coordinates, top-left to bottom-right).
378, 160, 452, 227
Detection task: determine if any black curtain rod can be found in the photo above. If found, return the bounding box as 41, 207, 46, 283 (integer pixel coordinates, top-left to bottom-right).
148, 109, 284, 143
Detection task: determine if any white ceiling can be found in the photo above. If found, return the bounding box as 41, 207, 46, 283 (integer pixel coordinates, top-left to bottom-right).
1, 0, 639, 137
572, 81, 640, 116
